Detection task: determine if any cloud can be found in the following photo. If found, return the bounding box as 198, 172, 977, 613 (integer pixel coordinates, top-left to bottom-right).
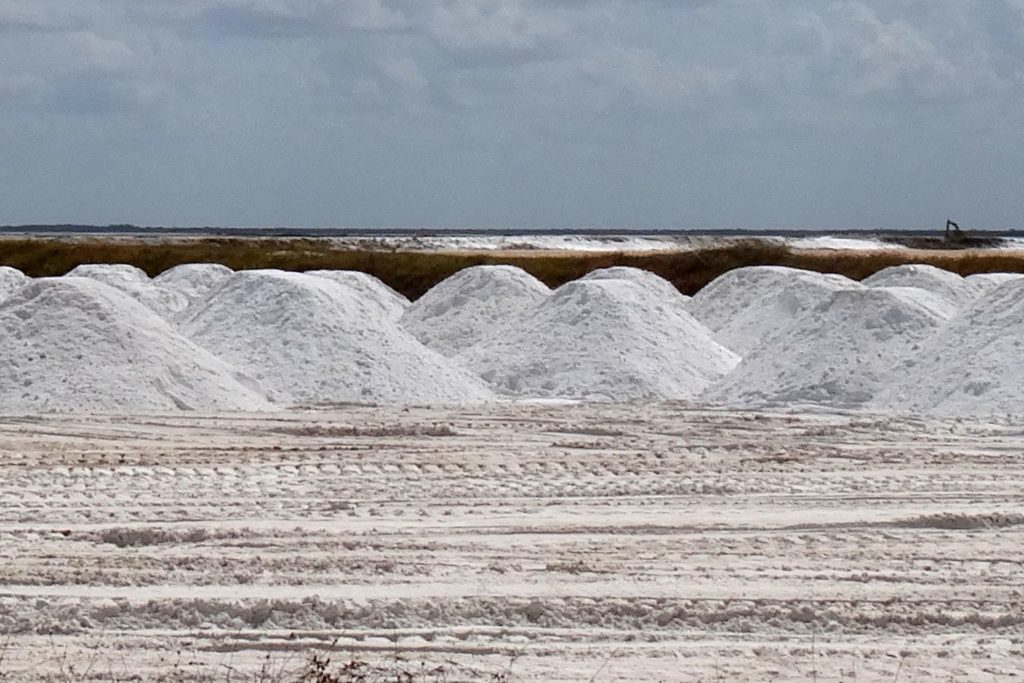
0, 0, 1023, 227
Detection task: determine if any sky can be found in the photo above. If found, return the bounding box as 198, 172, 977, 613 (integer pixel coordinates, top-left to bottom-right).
1, 0, 1022, 229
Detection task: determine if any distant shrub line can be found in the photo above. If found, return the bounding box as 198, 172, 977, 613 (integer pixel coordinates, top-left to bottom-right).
2, 236, 1022, 300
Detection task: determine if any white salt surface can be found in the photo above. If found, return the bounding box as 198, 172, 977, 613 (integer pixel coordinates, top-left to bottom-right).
67, 263, 189, 317
460, 279, 738, 400
0, 266, 27, 302
706, 287, 952, 409
687, 266, 860, 355
154, 263, 234, 303
179, 269, 493, 405
306, 269, 409, 320
786, 236, 889, 251
0, 277, 270, 413
862, 264, 981, 311
871, 278, 1024, 416
964, 272, 1024, 295
401, 265, 550, 357
580, 266, 690, 305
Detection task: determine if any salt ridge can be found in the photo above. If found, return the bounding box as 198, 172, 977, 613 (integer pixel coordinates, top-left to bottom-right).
179, 269, 493, 405
862, 264, 981, 311
154, 263, 235, 304
581, 266, 690, 305
401, 265, 550, 357
0, 266, 27, 303
0, 277, 269, 413
306, 270, 409, 321
459, 278, 738, 401
706, 286, 952, 409
687, 266, 860, 355
68, 263, 189, 318
965, 272, 1024, 295
871, 277, 1024, 416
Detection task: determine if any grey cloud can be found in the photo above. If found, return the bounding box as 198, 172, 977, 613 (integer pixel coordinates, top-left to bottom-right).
43, 73, 145, 116
1, 0, 1023, 227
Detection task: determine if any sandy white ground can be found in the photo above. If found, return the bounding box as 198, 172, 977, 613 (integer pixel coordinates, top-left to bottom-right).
1, 403, 1022, 681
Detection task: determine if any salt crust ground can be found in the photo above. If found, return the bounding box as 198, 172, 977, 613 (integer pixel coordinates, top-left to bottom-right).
1, 403, 1022, 681
0, 277, 270, 412
401, 265, 549, 357
177, 269, 493, 405
459, 278, 737, 400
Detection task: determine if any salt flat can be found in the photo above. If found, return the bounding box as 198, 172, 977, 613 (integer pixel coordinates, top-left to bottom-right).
1, 403, 1022, 681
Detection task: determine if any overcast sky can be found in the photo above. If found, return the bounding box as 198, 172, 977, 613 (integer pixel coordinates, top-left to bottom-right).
1, 1, 1022, 229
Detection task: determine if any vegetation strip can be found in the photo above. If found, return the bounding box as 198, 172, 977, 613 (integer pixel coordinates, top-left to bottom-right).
2, 236, 1024, 299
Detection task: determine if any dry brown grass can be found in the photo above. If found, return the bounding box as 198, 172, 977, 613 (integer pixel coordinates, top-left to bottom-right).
2, 236, 1023, 299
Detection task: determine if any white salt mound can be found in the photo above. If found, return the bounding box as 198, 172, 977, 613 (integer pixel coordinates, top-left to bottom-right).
154, 263, 234, 303
67, 263, 189, 317
580, 267, 690, 305
0, 278, 270, 413
862, 264, 980, 311
0, 266, 27, 302
305, 270, 409, 320
179, 269, 493, 405
687, 266, 860, 356
871, 278, 1024, 416
964, 272, 1024, 295
401, 265, 550, 357
459, 279, 738, 401
705, 287, 952, 409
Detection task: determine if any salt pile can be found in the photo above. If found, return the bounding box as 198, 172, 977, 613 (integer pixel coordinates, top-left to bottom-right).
0, 266, 27, 302
0, 277, 270, 413
306, 270, 409, 320
965, 272, 1024, 295
178, 269, 493, 405
459, 279, 738, 400
581, 267, 690, 305
862, 264, 980, 312
67, 263, 189, 317
401, 265, 550, 357
154, 263, 234, 303
871, 278, 1024, 416
687, 266, 859, 355
705, 287, 952, 409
